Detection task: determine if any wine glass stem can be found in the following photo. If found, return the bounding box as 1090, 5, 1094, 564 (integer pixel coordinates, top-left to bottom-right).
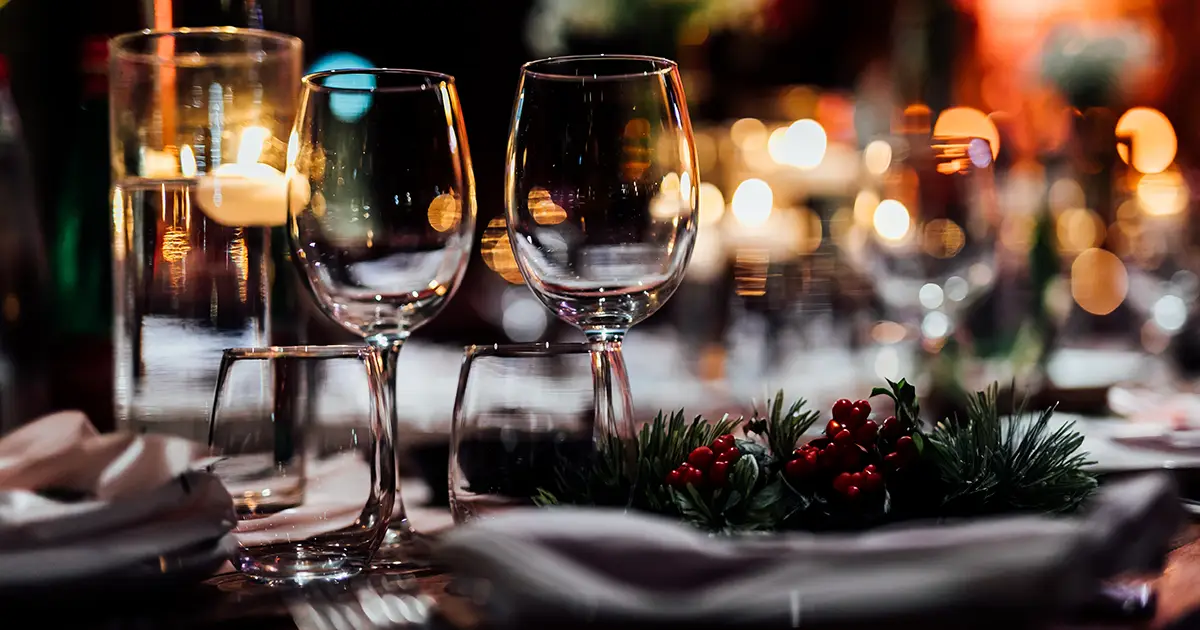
366, 332, 413, 538
586, 332, 635, 443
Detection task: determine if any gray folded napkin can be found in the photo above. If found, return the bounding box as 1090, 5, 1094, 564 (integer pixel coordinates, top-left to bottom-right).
436, 474, 1181, 629
0, 412, 236, 593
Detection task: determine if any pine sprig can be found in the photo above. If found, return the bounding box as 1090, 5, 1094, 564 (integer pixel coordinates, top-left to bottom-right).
928, 383, 1097, 515
744, 391, 820, 460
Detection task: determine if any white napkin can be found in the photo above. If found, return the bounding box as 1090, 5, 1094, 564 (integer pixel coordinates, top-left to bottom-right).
436, 474, 1180, 629
0, 412, 236, 590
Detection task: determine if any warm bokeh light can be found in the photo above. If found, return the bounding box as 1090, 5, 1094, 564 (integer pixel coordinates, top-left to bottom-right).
863, 140, 892, 176
768, 119, 827, 169
481, 217, 524, 284
528, 187, 567, 225
853, 190, 880, 227
731, 178, 773, 227
698, 182, 725, 226
873, 199, 911, 242
1070, 248, 1127, 316
901, 104, 932, 135
427, 193, 461, 232
1116, 107, 1176, 174
922, 219, 966, 259
1136, 169, 1187, 217
730, 117, 768, 150
871, 320, 908, 344
1048, 178, 1084, 212
932, 107, 1001, 159
999, 213, 1035, 254
1056, 208, 1106, 253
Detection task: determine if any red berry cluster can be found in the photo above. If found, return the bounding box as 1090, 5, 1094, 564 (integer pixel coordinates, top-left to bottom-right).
783, 398, 918, 502
666, 434, 741, 489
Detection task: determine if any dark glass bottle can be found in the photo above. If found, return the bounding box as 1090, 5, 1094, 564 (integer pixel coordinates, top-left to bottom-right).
51, 36, 111, 340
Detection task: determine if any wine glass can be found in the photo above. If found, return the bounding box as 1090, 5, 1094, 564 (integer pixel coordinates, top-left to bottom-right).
449, 342, 628, 523
504, 55, 698, 450
288, 69, 475, 568
844, 134, 999, 382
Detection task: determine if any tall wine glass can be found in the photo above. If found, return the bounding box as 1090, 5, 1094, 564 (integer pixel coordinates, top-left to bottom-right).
505, 55, 698, 450
288, 69, 475, 568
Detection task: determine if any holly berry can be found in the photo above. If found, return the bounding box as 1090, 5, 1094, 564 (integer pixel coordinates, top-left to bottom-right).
883, 451, 901, 471
785, 457, 811, 480
833, 472, 853, 493
844, 486, 861, 501
862, 469, 884, 493
682, 464, 705, 486
896, 435, 916, 457
831, 398, 854, 421
817, 446, 837, 470
825, 419, 844, 438
711, 434, 736, 454
666, 468, 683, 488
839, 445, 864, 471
850, 400, 871, 424
688, 446, 715, 470
881, 415, 902, 440
855, 420, 878, 446
834, 429, 854, 446
716, 448, 741, 464
709, 460, 731, 486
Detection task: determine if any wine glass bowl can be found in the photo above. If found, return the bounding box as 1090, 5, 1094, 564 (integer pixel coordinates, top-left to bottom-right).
505, 55, 698, 340
289, 69, 475, 339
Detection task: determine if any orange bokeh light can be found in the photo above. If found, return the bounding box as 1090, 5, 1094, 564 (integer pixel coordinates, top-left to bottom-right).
932, 107, 1001, 159
1116, 107, 1176, 175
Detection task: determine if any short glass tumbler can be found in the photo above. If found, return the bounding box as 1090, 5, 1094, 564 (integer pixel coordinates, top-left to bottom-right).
208, 345, 395, 583
449, 343, 630, 523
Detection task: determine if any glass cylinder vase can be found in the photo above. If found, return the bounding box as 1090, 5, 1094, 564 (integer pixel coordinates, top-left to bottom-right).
109, 28, 301, 438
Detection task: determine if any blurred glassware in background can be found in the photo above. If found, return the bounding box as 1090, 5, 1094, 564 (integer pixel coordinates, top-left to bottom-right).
208, 344, 394, 584
842, 131, 999, 389
450, 343, 624, 523
109, 28, 302, 439
0, 54, 49, 434
1038, 104, 1189, 392
504, 54, 698, 447
288, 68, 476, 568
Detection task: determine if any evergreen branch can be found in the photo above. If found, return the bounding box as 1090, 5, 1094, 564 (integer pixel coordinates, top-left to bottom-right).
928, 383, 1097, 515
744, 391, 820, 459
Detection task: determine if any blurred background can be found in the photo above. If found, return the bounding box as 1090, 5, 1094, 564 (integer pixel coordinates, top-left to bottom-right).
1, 0, 1197, 435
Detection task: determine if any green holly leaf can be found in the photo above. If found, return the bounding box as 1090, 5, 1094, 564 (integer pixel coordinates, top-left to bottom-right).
722, 490, 744, 512
912, 432, 925, 456
870, 386, 895, 401
747, 481, 782, 511
731, 454, 759, 494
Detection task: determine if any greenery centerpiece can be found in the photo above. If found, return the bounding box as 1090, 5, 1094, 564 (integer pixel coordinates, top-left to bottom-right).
536, 379, 1097, 533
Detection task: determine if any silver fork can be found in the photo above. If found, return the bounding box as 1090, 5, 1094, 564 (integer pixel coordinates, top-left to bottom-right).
288, 575, 435, 630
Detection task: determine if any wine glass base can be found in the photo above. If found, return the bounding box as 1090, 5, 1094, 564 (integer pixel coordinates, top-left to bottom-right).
369, 526, 444, 575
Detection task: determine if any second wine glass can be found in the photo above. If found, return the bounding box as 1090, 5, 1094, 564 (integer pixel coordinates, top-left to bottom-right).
504, 55, 699, 448
288, 69, 475, 568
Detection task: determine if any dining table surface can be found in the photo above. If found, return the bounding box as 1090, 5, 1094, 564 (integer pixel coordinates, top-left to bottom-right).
11, 486, 1198, 630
